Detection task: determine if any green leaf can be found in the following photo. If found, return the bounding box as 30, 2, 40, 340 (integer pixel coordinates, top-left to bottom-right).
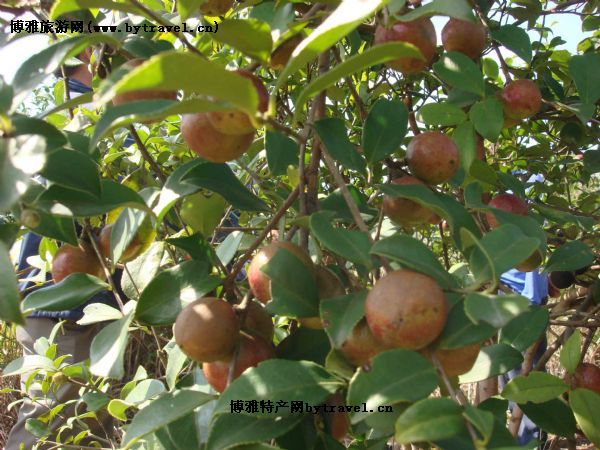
460, 344, 523, 383
91, 98, 226, 149
452, 121, 477, 173
275, 0, 390, 92
491, 25, 533, 63
40, 149, 101, 197
310, 211, 373, 268
313, 118, 366, 175
265, 131, 299, 176
262, 248, 319, 317
110, 207, 152, 264
21, 273, 109, 313
90, 308, 134, 379
371, 235, 457, 289
38, 180, 147, 217
214, 19, 273, 62
434, 52, 485, 97
181, 162, 269, 212
569, 388, 600, 446
0, 136, 46, 213
295, 42, 421, 119
177, 0, 203, 20
469, 98, 504, 142
206, 414, 302, 450
438, 301, 496, 349
320, 291, 367, 348
276, 327, 331, 366
108, 399, 131, 421
12, 34, 120, 106
0, 241, 24, 325
136, 260, 221, 326
502, 372, 568, 404
362, 99, 408, 164
559, 330, 582, 376
544, 240, 595, 272
520, 399, 577, 438
153, 160, 205, 222
122, 387, 214, 449
464, 293, 530, 329
499, 307, 549, 352
2, 355, 55, 376
379, 184, 481, 254
463, 405, 494, 443
348, 349, 438, 424
212, 360, 341, 417
395, 398, 464, 444
121, 241, 165, 300
97, 51, 260, 116
395, 0, 476, 21
417, 102, 467, 126
50, 0, 140, 18
0, 76, 13, 112
569, 53, 600, 106
124, 379, 166, 404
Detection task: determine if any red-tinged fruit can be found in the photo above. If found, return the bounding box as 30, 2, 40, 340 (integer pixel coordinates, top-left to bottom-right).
383, 176, 436, 226
207, 70, 269, 135
181, 112, 254, 163
407, 131, 460, 185
423, 343, 481, 377
52, 243, 104, 283
442, 18, 487, 59
566, 363, 600, 395
112, 59, 178, 107
271, 34, 304, 70
485, 193, 528, 229
243, 301, 275, 342
199, 0, 233, 16
202, 332, 275, 392
374, 19, 437, 74
365, 269, 448, 350
500, 79, 542, 120
340, 319, 388, 367
248, 241, 314, 304
174, 297, 240, 363
515, 250, 543, 272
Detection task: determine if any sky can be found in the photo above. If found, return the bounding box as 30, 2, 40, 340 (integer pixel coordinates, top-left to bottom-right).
0, 9, 590, 84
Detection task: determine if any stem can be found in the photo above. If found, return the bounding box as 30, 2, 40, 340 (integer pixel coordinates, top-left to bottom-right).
128, 126, 167, 183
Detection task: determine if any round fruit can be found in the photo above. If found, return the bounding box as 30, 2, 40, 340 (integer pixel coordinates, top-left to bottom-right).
365, 269, 448, 350
181, 112, 254, 163
549, 271, 576, 289
180, 192, 227, 237
566, 363, 600, 395
425, 343, 480, 377
112, 59, 178, 106
271, 34, 304, 69
323, 393, 350, 442
383, 176, 436, 226
199, 0, 233, 16
202, 332, 275, 392
248, 241, 314, 304
98, 220, 155, 263
174, 297, 240, 363
52, 243, 104, 283
485, 193, 528, 229
207, 71, 269, 135
299, 267, 345, 329
407, 131, 460, 185
441, 18, 486, 59
243, 301, 275, 342
515, 250, 543, 272
500, 79, 542, 120
374, 18, 437, 74
340, 319, 388, 367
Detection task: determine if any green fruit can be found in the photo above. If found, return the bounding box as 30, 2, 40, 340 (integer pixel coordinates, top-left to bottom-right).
180, 192, 227, 237
286, 165, 300, 188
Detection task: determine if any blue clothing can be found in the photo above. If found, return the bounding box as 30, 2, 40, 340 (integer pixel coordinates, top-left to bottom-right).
500, 269, 548, 305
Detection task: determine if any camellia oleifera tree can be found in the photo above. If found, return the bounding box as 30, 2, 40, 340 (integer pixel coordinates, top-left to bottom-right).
0, 0, 599, 449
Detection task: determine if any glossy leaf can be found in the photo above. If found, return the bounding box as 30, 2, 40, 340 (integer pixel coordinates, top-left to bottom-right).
569, 53, 600, 106
0, 242, 24, 325
396, 0, 476, 21
265, 131, 298, 176
120, 241, 166, 300
491, 25, 533, 63
362, 99, 408, 164
499, 307, 549, 352
90, 308, 134, 379
21, 273, 109, 313
559, 329, 582, 376
347, 349, 438, 424
214, 19, 273, 62
434, 52, 485, 97
520, 399, 577, 438
544, 240, 595, 272
40, 149, 101, 197
464, 293, 530, 329
438, 301, 497, 349
460, 344, 523, 383
320, 291, 367, 348
469, 98, 504, 142
417, 102, 467, 126
314, 118, 366, 175
502, 372, 568, 404
569, 388, 600, 446
371, 235, 457, 289
395, 398, 464, 444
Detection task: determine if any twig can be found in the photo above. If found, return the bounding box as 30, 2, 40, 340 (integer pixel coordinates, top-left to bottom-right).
128, 126, 167, 183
